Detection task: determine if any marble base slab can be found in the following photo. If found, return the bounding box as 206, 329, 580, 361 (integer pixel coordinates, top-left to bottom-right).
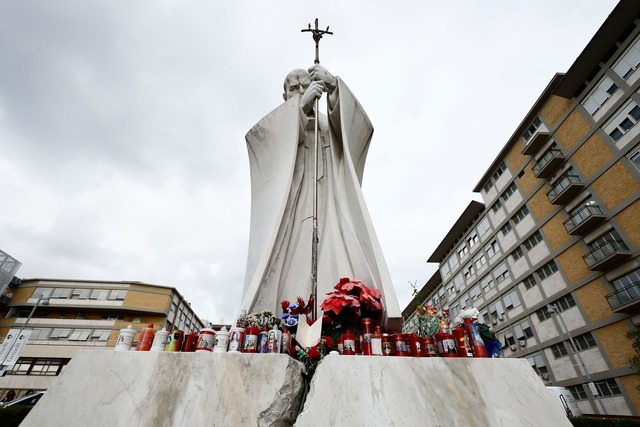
22, 352, 572, 427
22, 351, 305, 427
296, 355, 573, 427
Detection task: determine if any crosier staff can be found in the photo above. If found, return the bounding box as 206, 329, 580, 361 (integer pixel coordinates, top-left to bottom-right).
301, 19, 333, 321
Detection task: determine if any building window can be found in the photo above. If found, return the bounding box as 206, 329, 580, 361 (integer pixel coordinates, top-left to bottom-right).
467, 232, 479, 248
483, 180, 494, 192
68, 329, 91, 341
613, 37, 640, 80
522, 274, 537, 290
594, 379, 622, 397
7, 358, 69, 376
523, 231, 543, 251
550, 342, 568, 358
582, 75, 620, 115
32, 288, 53, 299
523, 116, 542, 144
504, 331, 515, 347
514, 319, 534, 340
503, 290, 521, 311
51, 288, 72, 299
440, 262, 451, 277
512, 205, 530, 225
448, 254, 459, 270
568, 385, 588, 401
473, 253, 487, 269
536, 294, 576, 321
604, 100, 640, 142
492, 161, 507, 181
459, 293, 469, 310
453, 273, 464, 291
91, 330, 111, 341
570, 332, 597, 352
511, 247, 524, 261
457, 244, 469, 258
486, 300, 505, 322
630, 149, 640, 171
50, 328, 72, 339
491, 199, 503, 213
612, 267, 640, 292
493, 262, 510, 284
30, 328, 52, 341
469, 285, 482, 301
501, 182, 518, 201
486, 240, 499, 258
450, 304, 460, 318
463, 263, 475, 279
527, 352, 548, 376
476, 217, 491, 237
500, 222, 512, 236
89, 289, 109, 300
71, 289, 91, 299
447, 284, 456, 296
108, 290, 127, 300
481, 274, 494, 292
535, 260, 559, 282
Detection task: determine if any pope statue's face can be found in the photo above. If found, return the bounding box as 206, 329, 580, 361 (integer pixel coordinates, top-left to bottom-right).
283, 70, 311, 101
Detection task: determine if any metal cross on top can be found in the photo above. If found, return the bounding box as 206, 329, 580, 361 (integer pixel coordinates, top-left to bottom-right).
301, 18, 333, 64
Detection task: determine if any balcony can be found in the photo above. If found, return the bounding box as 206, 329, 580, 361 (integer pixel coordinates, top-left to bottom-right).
606, 282, 640, 313
522, 131, 550, 155
583, 240, 632, 271
563, 205, 606, 235
547, 175, 584, 205
532, 149, 565, 178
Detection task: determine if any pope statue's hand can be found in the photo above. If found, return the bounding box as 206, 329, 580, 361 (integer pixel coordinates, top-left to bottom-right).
309, 65, 337, 93
300, 80, 326, 114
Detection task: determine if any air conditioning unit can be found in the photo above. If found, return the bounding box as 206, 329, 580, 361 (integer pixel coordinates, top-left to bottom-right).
498, 315, 505, 321
509, 344, 516, 351
8, 276, 21, 288
519, 339, 527, 347
541, 373, 550, 381
492, 319, 498, 325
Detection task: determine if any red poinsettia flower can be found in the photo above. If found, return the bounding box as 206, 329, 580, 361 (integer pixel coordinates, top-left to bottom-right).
280, 300, 291, 312
360, 291, 382, 312
322, 335, 334, 350
334, 278, 368, 296
321, 292, 360, 315
308, 345, 321, 361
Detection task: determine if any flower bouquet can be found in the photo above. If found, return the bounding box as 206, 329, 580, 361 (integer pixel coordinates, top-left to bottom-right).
320, 277, 383, 343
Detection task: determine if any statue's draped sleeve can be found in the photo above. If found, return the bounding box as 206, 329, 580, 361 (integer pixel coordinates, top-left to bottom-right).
242, 96, 305, 311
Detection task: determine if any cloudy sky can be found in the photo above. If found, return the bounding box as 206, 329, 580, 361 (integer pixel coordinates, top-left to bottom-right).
0, 0, 620, 324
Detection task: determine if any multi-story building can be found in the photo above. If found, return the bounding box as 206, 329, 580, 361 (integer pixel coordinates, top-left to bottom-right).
404, 0, 640, 416
0, 278, 204, 401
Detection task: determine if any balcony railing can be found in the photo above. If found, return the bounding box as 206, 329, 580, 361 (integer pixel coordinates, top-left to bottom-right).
563, 205, 605, 235
547, 174, 584, 204
533, 149, 565, 178
606, 282, 640, 312
583, 240, 631, 271
522, 131, 550, 155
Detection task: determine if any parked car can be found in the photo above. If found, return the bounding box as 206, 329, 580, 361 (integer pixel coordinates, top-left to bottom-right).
0, 391, 45, 408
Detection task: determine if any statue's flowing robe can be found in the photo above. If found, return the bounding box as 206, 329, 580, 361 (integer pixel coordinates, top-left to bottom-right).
241, 78, 401, 329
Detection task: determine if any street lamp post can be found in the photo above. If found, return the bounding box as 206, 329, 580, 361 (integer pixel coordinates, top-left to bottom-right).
0, 294, 50, 368
17, 294, 50, 337
547, 303, 608, 415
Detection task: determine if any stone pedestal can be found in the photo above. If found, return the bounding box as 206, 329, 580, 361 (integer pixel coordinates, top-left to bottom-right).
22, 352, 305, 427
22, 351, 572, 426
296, 355, 572, 426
